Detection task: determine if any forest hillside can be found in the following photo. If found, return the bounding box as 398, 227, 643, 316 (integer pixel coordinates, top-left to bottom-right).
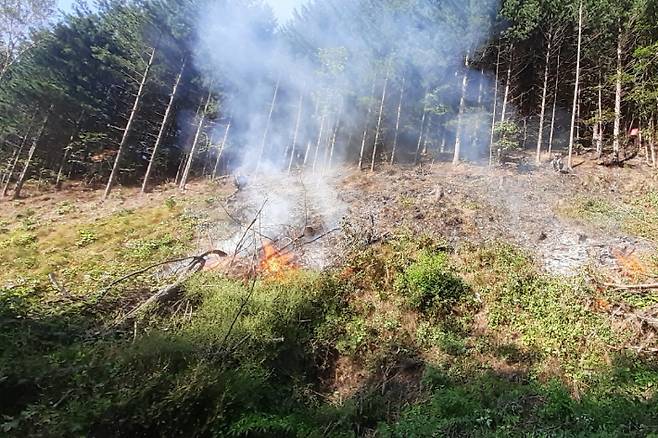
1, 0, 658, 436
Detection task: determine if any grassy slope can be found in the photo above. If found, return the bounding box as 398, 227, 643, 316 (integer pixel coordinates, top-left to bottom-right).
1, 184, 658, 437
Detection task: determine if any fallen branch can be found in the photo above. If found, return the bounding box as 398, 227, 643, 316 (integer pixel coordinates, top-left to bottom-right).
601, 282, 658, 291
110, 250, 226, 328
95, 250, 227, 302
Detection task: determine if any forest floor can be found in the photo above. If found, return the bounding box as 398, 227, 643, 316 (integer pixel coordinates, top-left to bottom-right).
2, 155, 658, 436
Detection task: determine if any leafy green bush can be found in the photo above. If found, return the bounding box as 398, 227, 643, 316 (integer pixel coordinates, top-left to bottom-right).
394, 251, 469, 316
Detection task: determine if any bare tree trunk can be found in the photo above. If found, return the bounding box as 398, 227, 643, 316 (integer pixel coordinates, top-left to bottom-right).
568, 1, 583, 169
103, 47, 156, 200
2, 116, 36, 196
1, 147, 18, 187
472, 68, 485, 150
500, 44, 513, 124
303, 141, 312, 166
256, 77, 280, 171
142, 58, 185, 193
650, 115, 656, 167
453, 52, 470, 165
613, 27, 623, 160
328, 101, 343, 169
180, 91, 212, 190
423, 117, 433, 155
13, 111, 50, 200
548, 53, 561, 157
414, 106, 427, 165
175, 153, 186, 185
576, 88, 581, 150
489, 46, 501, 166
288, 91, 304, 174
536, 37, 552, 163
358, 80, 377, 170
390, 75, 405, 165
371, 70, 390, 172
596, 75, 603, 158
212, 120, 231, 179
312, 113, 326, 172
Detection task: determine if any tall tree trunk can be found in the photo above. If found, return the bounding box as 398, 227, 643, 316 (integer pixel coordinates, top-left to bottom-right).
142, 58, 185, 193
358, 80, 377, 170
13, 111, 50, 200
256, 78, 280, 171
500, 44, 513, 124
548, 53, 561, 157
2, 115, 36, 196
613, 27, 623, 160
453, 52, 470, 165
175, 153, 186, 185
328, 101, 343, 169
1, 147, 18, 187
472, 68, 485, 150
596, 75, 603, 158
103, 47, 156, 200
212, 120, 231, 179
180, 91, 212, 190
371, 70, 389, 172
312, 113, 326, 172
414, 105, 427, 165
568, 1, 583, 169
650, 115, 656, 167
576, 89, 581, 149
390, 75, 405, 165
288, 91, 304, 173
489, 46, 501, 166
536, 36, 552, 163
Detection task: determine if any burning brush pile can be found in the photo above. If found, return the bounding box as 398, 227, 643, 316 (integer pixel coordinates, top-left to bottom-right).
197, 172, 346, 280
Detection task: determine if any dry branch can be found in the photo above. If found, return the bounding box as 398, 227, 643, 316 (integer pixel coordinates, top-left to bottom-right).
95, 250, 227, 302
601, 282, 658, 291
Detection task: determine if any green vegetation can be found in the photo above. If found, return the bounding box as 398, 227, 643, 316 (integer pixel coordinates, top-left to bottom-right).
563, 190, 658, 242
2, 208, 657, 436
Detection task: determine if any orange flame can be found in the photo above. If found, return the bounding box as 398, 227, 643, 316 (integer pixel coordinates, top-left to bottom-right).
259, 242, 296, 277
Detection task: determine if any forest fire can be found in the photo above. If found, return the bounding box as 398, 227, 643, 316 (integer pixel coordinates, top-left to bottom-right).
259, 241, 297, 277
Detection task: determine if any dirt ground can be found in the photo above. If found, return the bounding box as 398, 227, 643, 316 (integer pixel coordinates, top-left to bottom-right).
4, 155, 656, 277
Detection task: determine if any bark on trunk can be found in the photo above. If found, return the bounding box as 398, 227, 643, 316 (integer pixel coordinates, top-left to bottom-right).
103, 47, 156, 200
142, 58, 185, 193
12, 111, 50, 200
358, 80, 377, 170
256, 78, 280, 171
536, 37, 552, 163
2, 115, 36, 196
649, 116, 656, 168
328, 101, 343, 169
414, 105, 427, 165
371, 70, 389, 172
212, 120, 231, 179
453, 52, 470, 165
596, 76, 603, 158
180, 91, 212, 190
287, 91, 304, 173
500, 45, 513, 124
548, 53, 561, 157
312, 113, 326, 172
567, 1, 583, 169
390, 75, 405, 165
613, 27, 623, 160
489, 46, 501, 166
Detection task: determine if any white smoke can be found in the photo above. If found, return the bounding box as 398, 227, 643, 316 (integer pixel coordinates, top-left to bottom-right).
192, 0, 503, 258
